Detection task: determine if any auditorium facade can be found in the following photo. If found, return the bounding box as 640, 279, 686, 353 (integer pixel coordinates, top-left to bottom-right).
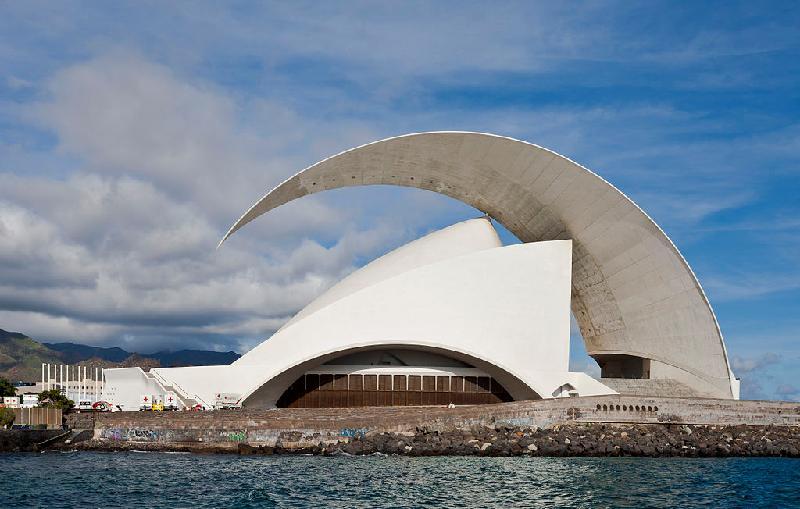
102, 132, 739, 410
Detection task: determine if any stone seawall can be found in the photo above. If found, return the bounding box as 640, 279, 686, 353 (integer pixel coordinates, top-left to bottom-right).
63, 396, 800, 457
0, 430, 67, 452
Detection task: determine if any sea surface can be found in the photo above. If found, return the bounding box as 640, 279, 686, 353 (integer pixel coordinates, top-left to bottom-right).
1, 452, 798, 508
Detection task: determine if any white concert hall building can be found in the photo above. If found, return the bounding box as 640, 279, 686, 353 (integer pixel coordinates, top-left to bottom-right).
102, 132, 739, 410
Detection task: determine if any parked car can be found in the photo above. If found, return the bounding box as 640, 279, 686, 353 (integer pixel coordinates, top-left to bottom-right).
164, 392, 179, 411
92, 401, 113, 412
77, 400, 94, 411
214, 392, 242, 410
139, 394, 154, 411
21, 394, 39, 408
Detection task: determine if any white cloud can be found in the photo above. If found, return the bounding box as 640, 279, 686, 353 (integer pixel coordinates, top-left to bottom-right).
33, 51, 266, 214
6, 75, 32, 89
731, 353, 781, 375
0, 53, 469, 352
704, 273, 800, 302
0, 310, 122, 345
5, 50, 779, 353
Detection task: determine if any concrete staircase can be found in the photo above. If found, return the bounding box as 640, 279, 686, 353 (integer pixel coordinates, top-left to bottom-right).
159, 382, 200, 409
143, 371, 200, 409
600, 378, 702, 398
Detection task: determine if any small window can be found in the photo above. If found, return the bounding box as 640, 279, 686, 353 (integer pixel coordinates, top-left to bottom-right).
464, 376, 479, 393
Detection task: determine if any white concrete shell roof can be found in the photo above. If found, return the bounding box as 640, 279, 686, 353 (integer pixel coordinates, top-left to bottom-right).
281, 217, 501, 330
220, 132, 736, 399
235, 229, 596, 406
156, 218, 612, 408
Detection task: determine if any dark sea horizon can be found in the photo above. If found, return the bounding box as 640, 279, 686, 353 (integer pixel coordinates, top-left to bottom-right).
1, 452, 798, 508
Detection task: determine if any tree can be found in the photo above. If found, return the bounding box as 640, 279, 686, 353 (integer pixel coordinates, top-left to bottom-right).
0, 407, 14, 428
0, 377, 16, 398
38, 389, 74, 410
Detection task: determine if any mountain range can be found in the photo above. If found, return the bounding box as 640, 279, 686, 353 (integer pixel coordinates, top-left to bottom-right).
0, 328, 240, 382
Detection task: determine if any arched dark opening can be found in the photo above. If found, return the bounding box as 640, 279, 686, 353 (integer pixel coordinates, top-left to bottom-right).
277, 371, 514, 408
244, 343, 538, 409
274, 347, 516, 408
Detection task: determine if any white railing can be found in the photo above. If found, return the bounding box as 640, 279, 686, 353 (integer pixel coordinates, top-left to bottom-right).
149, 370, 210, 408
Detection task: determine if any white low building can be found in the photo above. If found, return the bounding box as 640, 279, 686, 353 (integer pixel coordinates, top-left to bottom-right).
38, 364, 103, 405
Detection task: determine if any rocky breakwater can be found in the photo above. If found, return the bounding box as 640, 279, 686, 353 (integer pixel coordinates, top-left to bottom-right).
0, 430, 68, 452
239, 423, 800, 457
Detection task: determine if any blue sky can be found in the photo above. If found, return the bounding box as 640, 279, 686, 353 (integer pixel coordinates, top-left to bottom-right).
0, 1, 798, 400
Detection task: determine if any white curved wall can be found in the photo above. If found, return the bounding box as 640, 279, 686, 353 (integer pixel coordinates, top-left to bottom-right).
151, 364, 269, 409
102, 368, 168, 411
235, 239, 578, 406
282, 217, 501, 329
141, 221, 615, 409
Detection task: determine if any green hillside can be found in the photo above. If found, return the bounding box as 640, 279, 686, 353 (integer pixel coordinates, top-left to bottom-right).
0, 328, 241, 383
0, 329, 64, 382
0, 329, 154, 382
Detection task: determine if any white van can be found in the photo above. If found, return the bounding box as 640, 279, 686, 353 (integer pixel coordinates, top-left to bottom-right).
21, 394, 38, 408
2, 396, 19, 408
214, 393, 242, 410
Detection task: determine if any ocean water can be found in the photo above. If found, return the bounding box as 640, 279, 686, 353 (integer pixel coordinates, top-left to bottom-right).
1, 452, 798, 508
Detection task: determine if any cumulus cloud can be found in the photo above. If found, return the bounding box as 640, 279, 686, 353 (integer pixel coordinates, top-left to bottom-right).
731, 353, 781, 375
1, 50, 790, 356
0, 52, 466, 352
33, 52, 288, 219
731, 353, 785, 401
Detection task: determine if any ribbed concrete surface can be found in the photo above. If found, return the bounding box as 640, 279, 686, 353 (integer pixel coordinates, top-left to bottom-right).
599, 378, 701, 398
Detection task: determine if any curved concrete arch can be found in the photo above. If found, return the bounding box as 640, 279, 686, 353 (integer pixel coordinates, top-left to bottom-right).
221, 132, 735, 398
